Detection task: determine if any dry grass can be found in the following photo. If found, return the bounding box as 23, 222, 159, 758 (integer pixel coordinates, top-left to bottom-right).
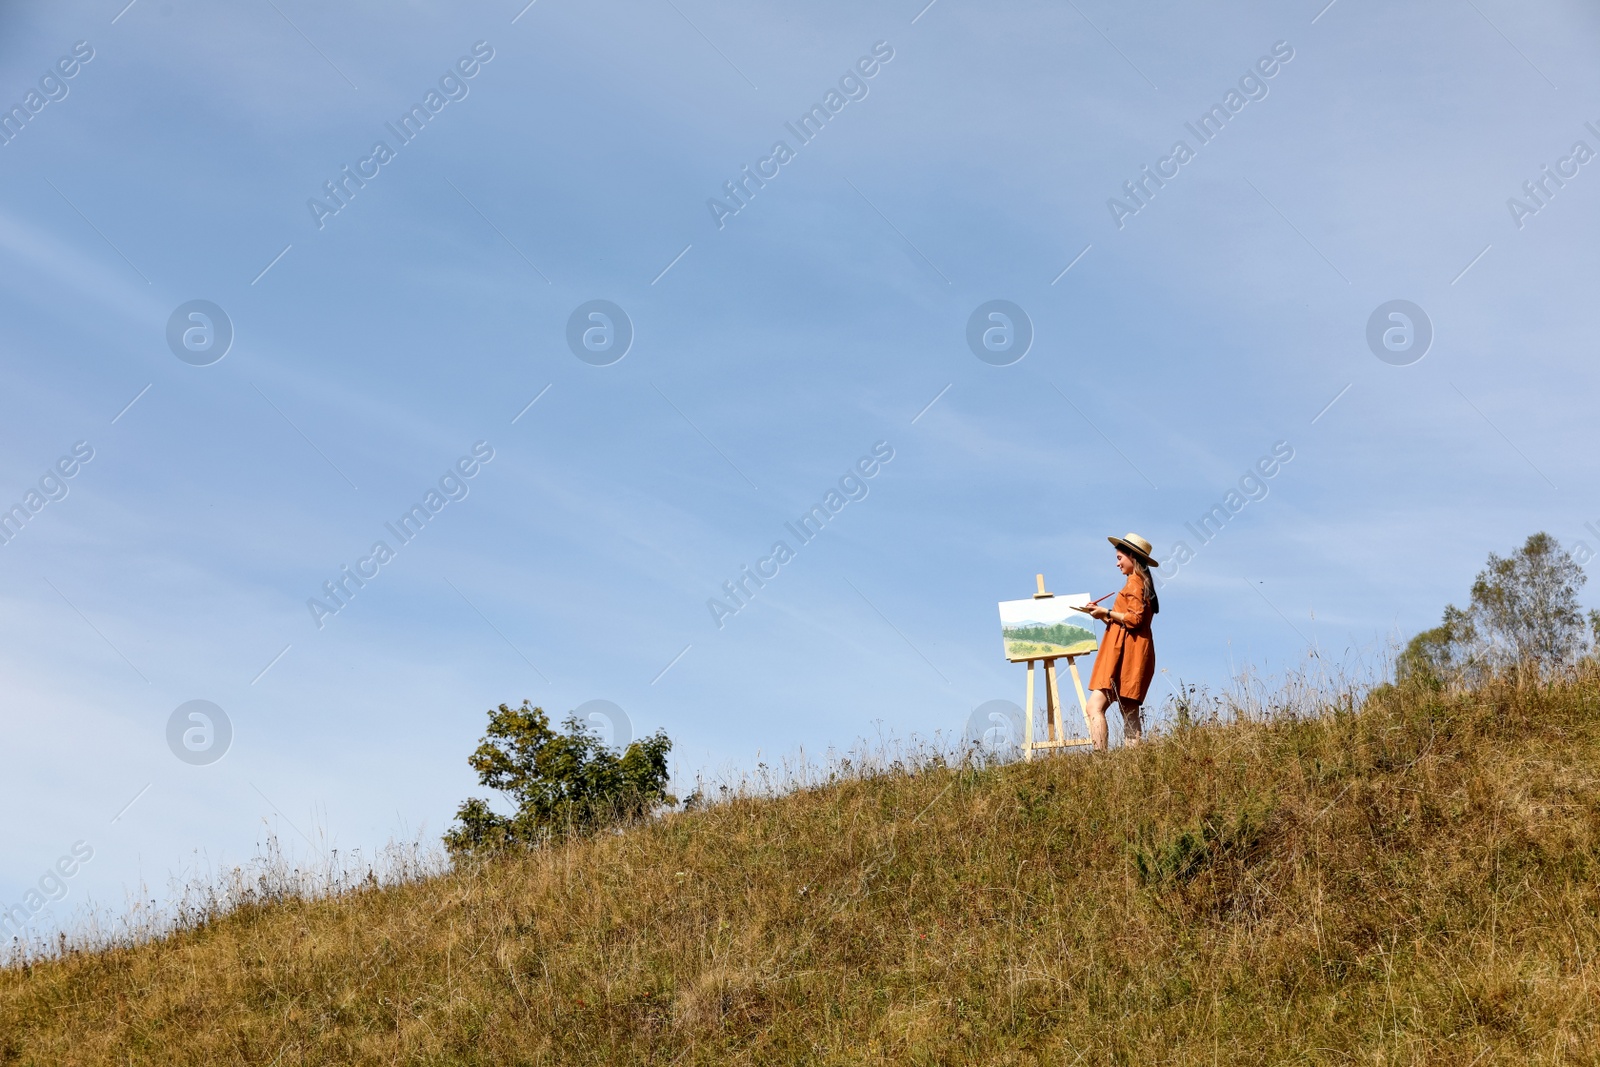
4, 671, 1600, 1064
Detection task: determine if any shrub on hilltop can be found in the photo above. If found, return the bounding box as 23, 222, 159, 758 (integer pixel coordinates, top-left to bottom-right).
443, 701, 674, 858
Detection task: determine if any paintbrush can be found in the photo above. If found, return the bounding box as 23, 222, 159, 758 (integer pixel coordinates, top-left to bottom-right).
1070, 591, 1118, 613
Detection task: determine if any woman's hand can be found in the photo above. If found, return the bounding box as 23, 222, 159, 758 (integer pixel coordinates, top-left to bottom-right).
1088, 604, 1111, 621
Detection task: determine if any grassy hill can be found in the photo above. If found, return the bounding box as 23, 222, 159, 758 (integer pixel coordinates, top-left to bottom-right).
4, 673, 1600, 1065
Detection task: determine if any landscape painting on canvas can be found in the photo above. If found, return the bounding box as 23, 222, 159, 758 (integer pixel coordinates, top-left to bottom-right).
998, 594, 1099, 662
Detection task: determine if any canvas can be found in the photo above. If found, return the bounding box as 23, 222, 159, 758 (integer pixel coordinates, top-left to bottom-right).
998, 593, 1099, 661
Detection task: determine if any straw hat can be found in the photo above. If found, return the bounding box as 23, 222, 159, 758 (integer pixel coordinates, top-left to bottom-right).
1107, 532, 1159, 567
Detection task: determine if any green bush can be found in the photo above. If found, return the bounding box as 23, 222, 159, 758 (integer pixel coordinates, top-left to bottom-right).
444, 701, 674, 858
1132, 800, 1272, 887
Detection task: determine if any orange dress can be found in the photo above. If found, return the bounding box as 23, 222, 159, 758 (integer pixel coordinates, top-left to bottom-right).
1087, 574, 1156, 703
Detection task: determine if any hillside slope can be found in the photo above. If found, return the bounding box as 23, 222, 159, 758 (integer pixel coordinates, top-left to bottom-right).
5, 677, 1600, 1065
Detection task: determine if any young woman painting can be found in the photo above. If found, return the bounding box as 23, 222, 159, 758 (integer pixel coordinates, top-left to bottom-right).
1081, 533, 1160, 751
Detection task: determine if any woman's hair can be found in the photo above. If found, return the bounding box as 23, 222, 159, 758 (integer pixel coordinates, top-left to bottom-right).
1119, 551, 1159, 616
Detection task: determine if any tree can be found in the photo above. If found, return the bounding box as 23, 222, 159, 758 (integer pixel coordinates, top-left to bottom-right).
443, 701, 674, 859
1397, 532, 1591, 686
1395, 604, 1479, 688
1470, 533, 1588, 672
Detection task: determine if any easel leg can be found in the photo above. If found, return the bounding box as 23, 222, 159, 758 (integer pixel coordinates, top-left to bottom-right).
1023, 661, 1036, 761
1066, 658, 1091, 738
1045, 660, 1062, 743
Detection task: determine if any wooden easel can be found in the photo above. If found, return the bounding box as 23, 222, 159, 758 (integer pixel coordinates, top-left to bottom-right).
1021, 574, 1094, 760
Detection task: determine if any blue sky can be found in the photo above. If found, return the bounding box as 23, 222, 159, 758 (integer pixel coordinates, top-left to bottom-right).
3, 0, 1598, 937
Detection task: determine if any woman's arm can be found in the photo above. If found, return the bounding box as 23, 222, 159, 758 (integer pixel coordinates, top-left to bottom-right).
1108, 600, 1146, 628
1091, 580, 1147, 628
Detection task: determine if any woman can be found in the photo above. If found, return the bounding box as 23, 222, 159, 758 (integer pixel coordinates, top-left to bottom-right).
1082, 533, 1159, 750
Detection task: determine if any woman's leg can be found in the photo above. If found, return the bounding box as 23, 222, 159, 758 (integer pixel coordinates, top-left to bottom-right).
1118, 698, 1144, 747
1085, 688, 1113, 751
